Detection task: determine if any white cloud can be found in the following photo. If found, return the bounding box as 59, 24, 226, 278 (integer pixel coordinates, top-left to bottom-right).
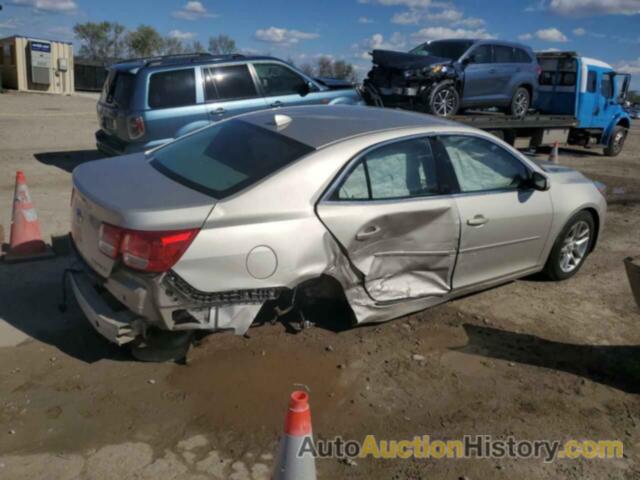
412, 26, 496, 42
0, 18, 20, 29
535, 27, 569, 42
518, 33, 533, 40
353, 32, 406, 59
359, 0, 433, 6
255, 27, 320, 46
11, 0, 76, 12
453, 17, 486, 28
358, 16, 374, 23
172, 1, 217, 20
391, 9, 422, 24
426, 8, 463, 22
169, 29, 196, 40
549, 0, 640, 15
614, 57, 640, 75
573, 27, 586, 35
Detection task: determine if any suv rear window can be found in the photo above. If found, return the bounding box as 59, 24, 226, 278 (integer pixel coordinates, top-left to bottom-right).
204, 64, 257, 101
149, 69, 196, 109
102, 71, 135, 107
151, 119, 314, 198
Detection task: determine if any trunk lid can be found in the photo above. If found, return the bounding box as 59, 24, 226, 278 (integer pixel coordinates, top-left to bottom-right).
71, 153, 216, 277
371, 49, 451, 70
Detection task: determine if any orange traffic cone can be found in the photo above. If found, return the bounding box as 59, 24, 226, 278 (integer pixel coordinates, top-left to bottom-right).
549, 141, 560, 163
272, 391, 317, 480
5, 171, 53, 262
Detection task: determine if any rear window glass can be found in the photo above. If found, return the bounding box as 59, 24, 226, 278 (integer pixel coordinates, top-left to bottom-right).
149, 69, 196, 109
515, 48, 532, 63
102, 71, 135, 107
494, 46, 514, 63
151, 120, 314, 198
204, 64, 257, 101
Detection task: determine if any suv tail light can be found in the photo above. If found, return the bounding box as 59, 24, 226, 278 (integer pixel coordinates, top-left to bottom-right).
98, 223, 199, 272
127, 115, 145, 140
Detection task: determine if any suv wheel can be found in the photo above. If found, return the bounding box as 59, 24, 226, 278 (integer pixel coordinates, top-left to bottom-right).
428, 81, 460, 117
603, 126, 627, 157
509, 87, 530, 118
543, 211, 595, 281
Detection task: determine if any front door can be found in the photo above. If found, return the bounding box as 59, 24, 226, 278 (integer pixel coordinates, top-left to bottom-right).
432, 134, 553, 289
589, 70, 616, 129
203, 64, 268, 123
317, 137, 459, 302
251, 62, 321, 108
462, 44, 496, 104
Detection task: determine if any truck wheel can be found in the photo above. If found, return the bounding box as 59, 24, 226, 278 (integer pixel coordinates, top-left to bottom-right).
603, 126, 627, 157
509, 87, 530, 118
428, 81, 460, 117
543, 211, 595, 281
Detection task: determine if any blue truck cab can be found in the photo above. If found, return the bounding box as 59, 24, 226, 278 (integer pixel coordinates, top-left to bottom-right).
96, 53, 364, 156
536, 51, 632, 156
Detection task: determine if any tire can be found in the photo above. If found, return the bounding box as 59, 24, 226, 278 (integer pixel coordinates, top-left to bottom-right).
428, 81, 460, 117
543, 211, 595, 281
509, 87, 530, 118
603, 125, 627, 157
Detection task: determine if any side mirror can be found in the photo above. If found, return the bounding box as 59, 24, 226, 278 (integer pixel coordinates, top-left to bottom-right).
531, 171, 550, 191
298, 81, 311, 97
462, 56, 473, 65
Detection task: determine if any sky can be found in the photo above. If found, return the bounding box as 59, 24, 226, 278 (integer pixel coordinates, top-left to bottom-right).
0, 0, 639, 88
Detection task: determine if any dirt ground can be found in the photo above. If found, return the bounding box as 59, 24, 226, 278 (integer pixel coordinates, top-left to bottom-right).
0, 91, 639, 479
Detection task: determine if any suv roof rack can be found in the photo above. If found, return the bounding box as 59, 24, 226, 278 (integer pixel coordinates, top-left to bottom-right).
140, 53, 246, 68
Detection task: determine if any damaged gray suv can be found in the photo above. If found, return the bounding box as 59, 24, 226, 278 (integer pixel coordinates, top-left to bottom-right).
70, 105, 605, 357
363, 39, 540, 118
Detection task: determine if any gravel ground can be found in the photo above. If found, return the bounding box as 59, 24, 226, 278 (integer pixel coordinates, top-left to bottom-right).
0, 91, 639, 479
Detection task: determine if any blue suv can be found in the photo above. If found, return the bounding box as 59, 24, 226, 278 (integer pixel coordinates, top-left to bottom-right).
96, 53, 364, 155
363, 39, 540, 118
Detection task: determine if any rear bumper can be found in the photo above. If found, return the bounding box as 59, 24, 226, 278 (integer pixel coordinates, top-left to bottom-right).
70, 271, 143, 345
95, 130, 173, 157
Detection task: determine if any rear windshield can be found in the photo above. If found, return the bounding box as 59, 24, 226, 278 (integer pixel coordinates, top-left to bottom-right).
151, 120, 315, 198
410, 40, 474, 60
101, 70, 135, 107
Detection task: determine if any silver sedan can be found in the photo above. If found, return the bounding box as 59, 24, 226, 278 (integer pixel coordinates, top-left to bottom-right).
69, 105, 606, 353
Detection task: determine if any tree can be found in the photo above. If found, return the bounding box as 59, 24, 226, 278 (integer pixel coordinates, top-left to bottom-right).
163, 37, 185, 55
629, 90, 640, 105
190, 40, 205, 53
73, 21, 126, 64
208, 34, 237, 55
300, 63, 315, 77
316, 56, 334, 77
332, 60, 356, 81
126, 25, 164, 58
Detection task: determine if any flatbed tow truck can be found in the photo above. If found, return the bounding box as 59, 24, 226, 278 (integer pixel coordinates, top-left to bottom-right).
363, 51, 632, 156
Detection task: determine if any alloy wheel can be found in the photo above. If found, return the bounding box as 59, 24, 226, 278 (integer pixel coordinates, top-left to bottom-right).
433, 89, 458, 116
513, 91, 529, 117
558, 220, 591, 273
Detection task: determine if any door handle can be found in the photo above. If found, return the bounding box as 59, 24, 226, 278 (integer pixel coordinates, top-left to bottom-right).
271, 101, 283, 108
356, 225, 381, 240
467, 215, 488, 227
211, 108, 225, 115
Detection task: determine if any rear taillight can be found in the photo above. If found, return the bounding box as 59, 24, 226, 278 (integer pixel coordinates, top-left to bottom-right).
98, 223, 124, 259
98, 223, 198, 272
127, 115, 145, 140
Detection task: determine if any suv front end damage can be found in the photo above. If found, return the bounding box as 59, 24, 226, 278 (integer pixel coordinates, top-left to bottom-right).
362, 49, 460, 111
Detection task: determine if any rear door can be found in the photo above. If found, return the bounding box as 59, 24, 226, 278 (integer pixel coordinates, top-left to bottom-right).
432, 134, 553, 289
143, 68, 207, 142
316, 136, 460, 302
97, 70, 136, 141
251, 62, 322, 108
203, 63, 268, 122
493, 45, 517, 102
462, 44, 496, 104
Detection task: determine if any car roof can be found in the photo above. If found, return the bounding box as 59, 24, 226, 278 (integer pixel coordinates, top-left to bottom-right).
239, 105, 462, 149
110, 53, 286, 74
